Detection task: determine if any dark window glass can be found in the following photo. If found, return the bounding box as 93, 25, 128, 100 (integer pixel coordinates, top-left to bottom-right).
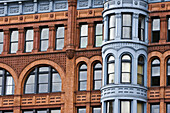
10, 30, 18, 53
56, 26, 64, 50
152, 19, 160, 43
137, 101, 144, 113
93, 63, 102, 90
122, 14, 132, 39
79, 64, 87, 91
24, 66, 61, 94
121, 100, 130, 113
25, 29, 34, 52
0, 31, 4, 54
23, 109, 60, 113
92, 107, 101, 113
167, 59, 170, 85
0, 111, 13, 113
107, 101, 114, 113
95, 23, 103, 47
0, 69, 14, 95
40, 28, 49, 51
109, 15, 116, 40
77, 108, 86, 113
121, 55, 131, 83
107, 56, 115, 84
151, 59, 160, 86
138, 56, 144, 85
80, 24, 88, 48
138, 15, 145, 41
151, 104, 159, 113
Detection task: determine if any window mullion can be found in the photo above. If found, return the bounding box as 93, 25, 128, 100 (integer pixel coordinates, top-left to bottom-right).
35, 68, 38, 94
2, 70, 5, 96
48, 66, 52, 93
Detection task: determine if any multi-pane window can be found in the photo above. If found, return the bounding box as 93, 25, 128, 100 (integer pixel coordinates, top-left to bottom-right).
151, 104, 160, 113
151, 59, 160, 86
121, 55, 131, 83
25, 29, 34, 52
138, 15, 145, 41
137, 101, 144, 113
23, 109, 61, 113
152, 18, 160, 43
109, 15, 116, 40
78, 64, 87, 91
80, 24, 88, 48
24, 66, 61, 94
106, 101, 114, 113
77, 108, 86, 113
107, 56, 115, 84
120, 100, 131, 113
0, 31, 3, 54
0, 111, 13, 113
56, 26, 65, 50
10, 30, 18, 53
92, 107, 101, 113
122, 14, 132, 39
93, 63, 102, 90
168, 18, 170, 42
167, 103, 170, 113
40, 28, 49, 51
167, 59, 170, 85
0, 69, 15, 95
138, 56, 144, 85
95, 23, 103, 47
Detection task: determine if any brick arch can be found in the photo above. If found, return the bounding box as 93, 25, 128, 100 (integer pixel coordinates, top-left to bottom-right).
18, 59, 66, 95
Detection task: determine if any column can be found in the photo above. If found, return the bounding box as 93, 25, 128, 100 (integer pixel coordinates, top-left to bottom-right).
160, 16, 167, 43
115, 13, 121, 40
114, 99, 119, 113
2, 29, 10, 55
47, 25, 55, 52
87, 22, 94, 48
132, 100, 137, 113
148, 18, 152, 43
13, 95, 21, 113
17, 28, 25, 53
103, 16, 108, 42
32, 26, 40, 52
133, 13, 139, 41
102, 102, 106, 113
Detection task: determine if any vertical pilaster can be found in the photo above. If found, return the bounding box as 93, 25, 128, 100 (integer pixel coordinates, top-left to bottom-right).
103, 16, 108, 42
87, 22, 94, 48
133, 13, 139, 41
13, 96, 21, 113
32, 26, 40, 53
2, 29, 10, 55
160, 16, 167, 43
132, 100, 137, 113
47, 25, 55, 52
114, 99, 119, 113
148, 18, 152, 43
17, 28, 25, 53
115, 13, 121, 40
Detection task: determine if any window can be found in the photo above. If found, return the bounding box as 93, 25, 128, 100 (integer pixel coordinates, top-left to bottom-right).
56, 26, 64, 50
109, 15, 116, 40
121, 55, 131, 83
167, 59, 170, 85
151, 104, 159, 113
0, 31, 3, 54
167, 103, 170, 113
0, 111, 13, 113
93, 63, 102, 90
168, 18, 170, 42
120, 100, 131, 113
106, 101, 114, 113
77, 108, 86, 113
92, 107, 101, 113
80, 24, 88, 48
137, 101, 144, 113
10, 30, 18, 53
107, 56, 115, 84
23, 109, 61, 113
25, 29, 34, 52
95, 23, 103, 47
151, 59, 160, 86
24, 66, 61, 94
78, 64, 87, 91
152, 18, 160, 43
138, 15, 145, 41
122, 14, 132, 39
40, 28, 49, 51
138, 56, 144, 85
0, 69, 15, 95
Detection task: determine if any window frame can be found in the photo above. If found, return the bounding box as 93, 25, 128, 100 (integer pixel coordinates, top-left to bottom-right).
120, 100, 131, 113
138, 15, 145, 42
167, 103, 170, 113
167, 59, 170, 86
94, 22, 103, 47
137, 101, 144, 113
0, 30, 4, 54
92, 107, 101, 113
151, 59, 160, 86
93, 62, 102, 90
152, 17, 160, 43
78, 63, 87, 91
77, 107, 86, 113
137, 56, 145, 86
79, 24, 88, 48
55, 25, 65, 50
150, 104, 160, 113
10, 29, 18, 54
40, 27, 49, 52
23, 108, 61, 113
24, 28, 34, 53
108, 14, 116, 40
106, 100, 114, 113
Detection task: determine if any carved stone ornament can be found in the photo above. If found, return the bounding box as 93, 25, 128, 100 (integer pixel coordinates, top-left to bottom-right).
66, 49, 75, 59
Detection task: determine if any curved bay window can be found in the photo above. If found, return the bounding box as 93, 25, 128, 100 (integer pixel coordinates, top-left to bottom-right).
93, 63, 102, 90
109, 15, 116, 40
107, 56, 115, 84
121, 55, 131, 83
0, 69, 15, 95
167, 59, 170, 85
78, 64, 87, 91
151, 59, 160, 86
24, 66, 62, 94
137, 56, 144, 85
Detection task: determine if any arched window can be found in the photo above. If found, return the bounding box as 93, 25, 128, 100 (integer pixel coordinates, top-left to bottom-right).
79, 64, 87, 91
93, 63, 102, 90
24, 66, 61, 94
167, 59, 170, 86
138, 56, 144, 85
121, 55, 131, 83
107, 56, 115, 84
151, 59, 160, 86
0, 69, 14, 95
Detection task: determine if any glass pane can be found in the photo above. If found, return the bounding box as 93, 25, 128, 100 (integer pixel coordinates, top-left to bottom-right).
151, 104, 159, 113
109, 15, 115, 28
167, 104, 170, 113
78, 108, 86, 113
109, 28, 115, 40
123, 27, 131, 39
41, 28, 49, 39
4, 112, 13, 113
108, 63, 114, 73
80, 37, 88, 48
122, 73, 130, 83
6, 76, 14, 85
57, 27, 64, 38
38, 84, 48, 93
25, 41, 33, 52
39, 67, 49, 72
96, 24, 103, 35
95, 36, 102, 47
153, 19, 160, 31
56, 39, 64, 50
37, 111, 47, 113
108, 56, 115, 61
122, 63, 131, 72
23, 111, 33, 113
137, 74, 143, 85
11, 30, 18, 42
26, 75, 35, 84
0, 77, 2, 85
139, 16, 145, 29
138, 65, 143, 75
51, 110, 61, 113
6, 86, 14, 95
107, 101, 114, 113
0, 87, 2, 95
26, 29, 34, 40
93, 108, 101, 113
168, 65, 170, 75
79, 81, 87, 91
108, 73, 114, 84
0, 70, 3, 75
0, 31, 4, 42
123, 14, 131, 26
39, 74, 48, 83
80, 64, 87, 70
152, 59, 160, 64
25, 84, 34, 94
137, 102, 143, 113
121, 101, 130, 113
40, 40, 48, 51
122, 55, 131, 60
52, 73, 61, 82
79, 71, 87, 81
10, 43, 18, 53
95, 63, 102, 68
168, 18, 170, 30
94, 70, 102, 79
52, 83, 61, 92
81, 25, 88, 36
152, 67, 160, 76
94, 81, 101, 90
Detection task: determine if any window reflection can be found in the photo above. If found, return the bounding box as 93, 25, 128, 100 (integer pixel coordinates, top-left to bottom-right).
79, 64, 87, 91
0, 31, 3, 54
25, 29, 34, 52
40, 28, 49, 51
10, 30, 18, 53
80, 24, 88, 48
56, 26, 64, 50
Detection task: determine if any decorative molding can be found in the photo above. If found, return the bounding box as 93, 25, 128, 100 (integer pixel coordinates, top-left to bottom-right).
148, 44, 170, 53
148, 2, 170, 12
66, 49, 75, 59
